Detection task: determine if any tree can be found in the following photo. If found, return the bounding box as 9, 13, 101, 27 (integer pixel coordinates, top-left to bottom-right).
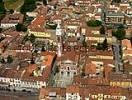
102, 38, 108, 50
0, 0, 6, 15
112, 28, 126, 40
15, 23, 27, 32
113, 0, 121, 3
87, 20, 102, 27
20, 0, 36, 14
7, 55, 13, 63
96, 39, 108, 50
0, 57, 5, 64
118, 24, 124, 29
30, 34, 36, 43
96, 43, 103, 50
100, 25, 105, 34
43, 0, 47, 5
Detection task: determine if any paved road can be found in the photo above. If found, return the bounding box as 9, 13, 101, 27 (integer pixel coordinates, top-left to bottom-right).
0, 90, 38, 100
113, 43, 123, 72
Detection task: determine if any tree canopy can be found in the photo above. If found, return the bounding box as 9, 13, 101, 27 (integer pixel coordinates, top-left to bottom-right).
23, 34, 36, 43
30, 34, 36, 43
15, 23, 27, 32
100, 25, 105, 34
87, 20, 102, 27
43, 0, 47, 5
0, 0, 6, 15
20, 0, 36, 14
112, 0, 121, 3
112, 28, 126, 40
96, 38, 108, 50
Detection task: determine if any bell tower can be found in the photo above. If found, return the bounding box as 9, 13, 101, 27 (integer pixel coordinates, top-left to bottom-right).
56, 22, 63, 57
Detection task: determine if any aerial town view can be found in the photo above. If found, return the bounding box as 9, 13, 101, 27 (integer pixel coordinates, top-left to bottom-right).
0, 0, 132, 99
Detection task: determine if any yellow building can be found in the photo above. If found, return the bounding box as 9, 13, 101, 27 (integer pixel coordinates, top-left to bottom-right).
28, 29, 51, 38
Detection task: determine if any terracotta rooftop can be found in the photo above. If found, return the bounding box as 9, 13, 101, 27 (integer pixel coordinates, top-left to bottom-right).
1, 13, 24, 24
122, 39, 132, 49
66, 85, 80, 93
85, 62, 96, 75
29, 15, 45, 29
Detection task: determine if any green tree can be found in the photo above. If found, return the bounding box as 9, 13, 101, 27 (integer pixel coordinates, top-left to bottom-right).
100, 25, 105, 34
96, 39, 108, 50
113, 0, 121, 3
23, 34, 29, 42
0, 0, 6, 15
0, 57, 5, 64
112, 28, 126, 40
43, 0, 47, 5
87, 20, 102, 27
96, 43, 103, 50
7, 55, 13, 63
20, 0, 36, 14
15, 23, 27, 32
102, 38, 108, 50
30, 34, 36, 43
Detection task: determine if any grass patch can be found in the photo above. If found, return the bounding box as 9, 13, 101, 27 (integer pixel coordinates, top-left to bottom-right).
4, 0, 24, 11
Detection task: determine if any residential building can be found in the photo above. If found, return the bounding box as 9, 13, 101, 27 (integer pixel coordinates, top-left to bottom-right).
105, 11, 125, 24
0, 52, 56, 92
0, 13, 24, 28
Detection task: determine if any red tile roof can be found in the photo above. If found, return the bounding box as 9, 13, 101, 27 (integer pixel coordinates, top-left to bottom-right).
29, 15, 45, 29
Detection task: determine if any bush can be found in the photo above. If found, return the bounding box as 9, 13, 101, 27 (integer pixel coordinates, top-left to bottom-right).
87, 20, 102, 27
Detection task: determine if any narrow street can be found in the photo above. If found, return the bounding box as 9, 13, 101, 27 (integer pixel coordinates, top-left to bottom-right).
113, 42, 123, 72
0, 90, 38, 100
